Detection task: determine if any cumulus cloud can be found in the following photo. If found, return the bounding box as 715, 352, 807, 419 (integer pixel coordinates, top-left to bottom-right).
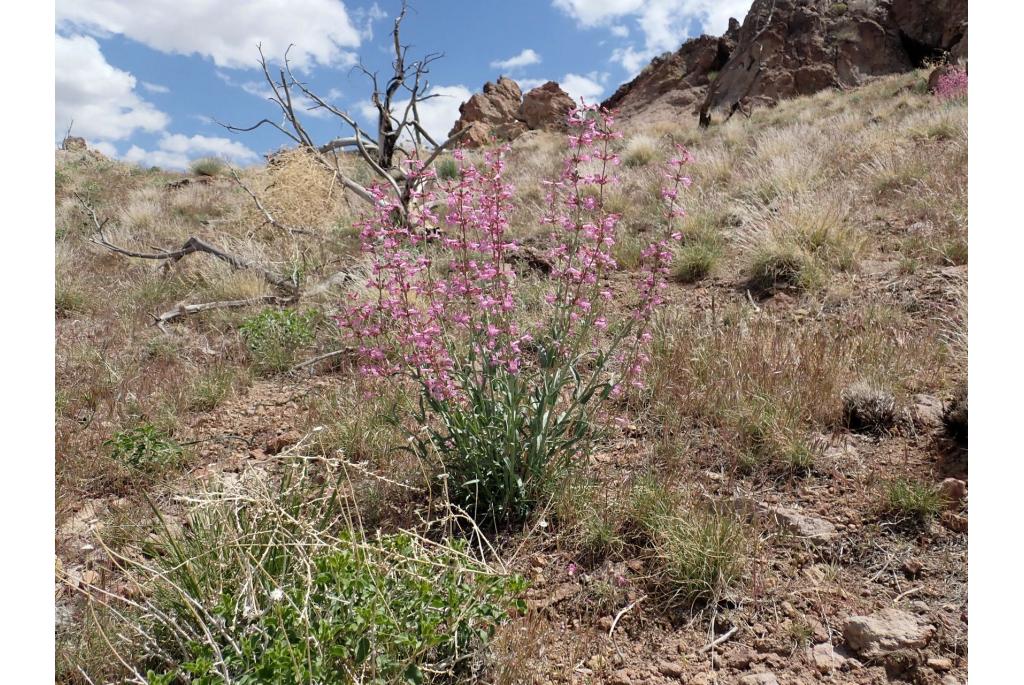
122, 133, 259, 170
552, 0, 752, 77
56, 33, 169, 142
490, 48, 541, 71
141, 81, 170, 94
520, 71, 609, 104
56, 0, 362, 70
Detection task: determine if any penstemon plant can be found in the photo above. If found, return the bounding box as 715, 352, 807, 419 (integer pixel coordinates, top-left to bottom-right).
338, 104, 692, 527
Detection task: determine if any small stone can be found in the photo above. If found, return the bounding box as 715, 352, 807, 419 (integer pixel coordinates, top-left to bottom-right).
927, 657, 953, 671
80, 569, 101, 587
808, 643, 844, 673
723, 645, 756, 669
843, 609, 935, 664
609, 668, 633, 685
598, 616, 614, 632
587, 654, 605, 670
939, 478, 967, 505
940, 511, 968, 533
737, 674, 779, 685
658, 661, 684, 678
902, 558, 924, 578
910, 394, 944, 428
940, 676, 960, 685
770, 507, 838, 543
780, 601, 798, 618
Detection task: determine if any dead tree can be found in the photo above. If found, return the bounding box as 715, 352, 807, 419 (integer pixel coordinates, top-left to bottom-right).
223, 0, 467, 225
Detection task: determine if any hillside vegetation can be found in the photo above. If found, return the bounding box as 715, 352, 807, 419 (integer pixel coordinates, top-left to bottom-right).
55, 68, 966, 684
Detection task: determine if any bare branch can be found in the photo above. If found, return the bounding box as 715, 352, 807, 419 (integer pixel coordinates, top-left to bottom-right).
155, 295, 296, 329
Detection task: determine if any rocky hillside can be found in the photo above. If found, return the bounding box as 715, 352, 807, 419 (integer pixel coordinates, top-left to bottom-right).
606, 0, 966, 126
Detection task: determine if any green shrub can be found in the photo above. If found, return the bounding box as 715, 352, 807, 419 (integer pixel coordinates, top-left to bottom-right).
189, 157, 227, 177
747, 243, 814, 292
410, 351, 612, 528
435, 156, 460, 181
240, 308, 319, 374
103, 424, 183, 470
104, 459, 524, 684
883, 478, 946, 522
672, 240, 721, 283
652, 508, 746, 606
187, 366, 244, 411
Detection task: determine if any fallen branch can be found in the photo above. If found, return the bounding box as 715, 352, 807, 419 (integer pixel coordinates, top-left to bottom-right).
154, 295, 296, 330
291, 347, 354, 372
609, 595, 645, 637
696, 626, 739, 653
80, 193, 296, 295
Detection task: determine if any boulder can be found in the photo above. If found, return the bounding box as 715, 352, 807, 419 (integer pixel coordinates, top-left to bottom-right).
843, 609, 935, 666
518, 81, 575, 131
448, 76, 527, 148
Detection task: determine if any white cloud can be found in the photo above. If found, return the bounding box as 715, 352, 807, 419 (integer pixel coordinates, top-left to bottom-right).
552, 0, 752, 76
56, 33, 169, 142
92, 141, 119, 157
56, 0, 362, 70
520, 72, 609, 104
561, 72, 607, 104
490, 48, 541, 71
610, 24, 629, 38
141, 81, 170, 94
123, 133, 259, 170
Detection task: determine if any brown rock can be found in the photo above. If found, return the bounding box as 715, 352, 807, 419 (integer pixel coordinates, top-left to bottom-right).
657, 661, 685, 678
448, 77, 527, 148
518, 81, 575, 131
939, 478, 967, 506
927, 657, 953, 671
808, 643, 844, 674
265, 431, 301, 455
940, 511, 968, 533
737, 674, 779, 685
723, 645, 756, 669
843, 609, 935, 665
694, 0, 967, 123
603, 33, 735, 125
769, 506, 837, 543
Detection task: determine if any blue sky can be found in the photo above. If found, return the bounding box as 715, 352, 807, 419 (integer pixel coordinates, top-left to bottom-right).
55, 0, 752, 169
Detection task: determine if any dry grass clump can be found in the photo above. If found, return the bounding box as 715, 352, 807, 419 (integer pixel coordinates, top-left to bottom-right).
841, 380, 899, 434
650, 305, 949, 474
239, 148, 356, 232
190, 156, 227, 177
742, 194, 863, 292
555, 475, 746, 605
622, 134, 660, 168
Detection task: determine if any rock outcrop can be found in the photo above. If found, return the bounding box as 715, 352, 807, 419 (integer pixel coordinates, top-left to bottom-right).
448, 77, 527, 148
449, 78, 576, 148
603, 27, 738, 125
518, 81, 575, 131
601, 0, 967, 126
